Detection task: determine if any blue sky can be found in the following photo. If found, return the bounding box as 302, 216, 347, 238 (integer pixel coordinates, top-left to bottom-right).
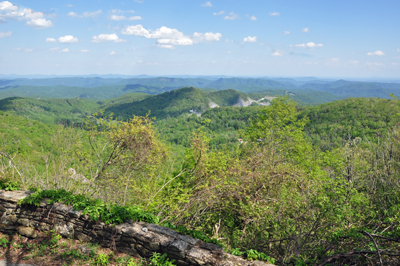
0, 0, 399, 78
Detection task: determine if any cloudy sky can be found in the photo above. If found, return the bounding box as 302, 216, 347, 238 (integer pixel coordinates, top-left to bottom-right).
0, 0, 399, 78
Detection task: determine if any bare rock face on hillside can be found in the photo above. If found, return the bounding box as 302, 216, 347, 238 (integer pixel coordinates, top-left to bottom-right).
208, 100, 220, 108
0, 190, 276, 266
233, 97, 255, 107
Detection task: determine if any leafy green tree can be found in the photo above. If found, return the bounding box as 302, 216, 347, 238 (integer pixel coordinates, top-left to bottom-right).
77, 112, 168, 206
244, 96, 312, 165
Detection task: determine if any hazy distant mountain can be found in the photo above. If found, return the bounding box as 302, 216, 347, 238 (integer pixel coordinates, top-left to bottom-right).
1, 76, 400, 101
205, 78, 296, 92
299, 80, 400, 98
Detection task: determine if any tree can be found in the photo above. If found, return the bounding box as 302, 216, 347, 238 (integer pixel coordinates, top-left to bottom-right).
81, 113, 168, 206
244, 96, 312, 165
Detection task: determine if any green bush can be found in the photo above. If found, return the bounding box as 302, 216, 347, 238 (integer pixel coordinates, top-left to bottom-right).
20, 189, 159, 225
149, 253, 176, 266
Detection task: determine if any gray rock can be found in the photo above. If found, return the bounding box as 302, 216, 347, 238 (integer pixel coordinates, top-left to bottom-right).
117, 246, 141, 257
53, 203, 71, 214
75, 231, 91, 242
54, 223, 74, 238
17, 218, 30, 227
18, 226, 38, 238
167, 239, 189, 259
68, 209, 82, 218
136, 243, 153, 257
0, 190, 34, 203
186, 247, 212, 266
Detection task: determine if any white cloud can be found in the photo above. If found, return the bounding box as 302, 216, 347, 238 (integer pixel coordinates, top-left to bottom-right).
111, 9, 135, 13
149, 27, 185, 39
58, 35, 78, 43
111, 9, 119, 13
295, 42, 323, 48
302, 27, 309, 32
397, 49, 400, 53
349, 60, 359, 64
91, 33, 126, 43
272, 51, 283, 56
46, 37, 57, 42
122, 24, 149, 36
79, 49, 89, 52
61, 48, 69, 52
269, 12, 280, 16
193, 32, 222, 42
111, 14, 142, 20
50, 47, 59, 51
331, 58, 339, 61
83, 10, 102, 17
67, 11, 78, 17
65, 4, 74, 7
68, 10, 102, 18
157, 38, 192, 45
122, 25, 221, 48
23, 8, 44, 20
0, 31, 11, 38
0, 4, 54, 29
157, 44, 174, 49
0, 1, 17, 11
249, 15, 257, 20
134, 0, 143, 3
224, 12, 239, 20
213, 10, 224, 15
12, 47, 32, 52
110, 51, 116, 55
367, 50, 385, 56
243, 36, 257, 43
201, 2, 212, 7
128, 16, 142, 20
284, 31, 290, 35
26, 18, 53, 29
111, 15, 125, 20
132, 47, 136, 50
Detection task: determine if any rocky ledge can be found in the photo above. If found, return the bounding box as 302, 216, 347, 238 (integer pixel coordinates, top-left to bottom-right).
0, 190, 274, 266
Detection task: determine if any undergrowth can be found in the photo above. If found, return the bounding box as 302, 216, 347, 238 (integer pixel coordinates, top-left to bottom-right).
19, 188, 159, 225
149, 252, 176, 266
0, 178, 21, 191
9, 186, 273, 263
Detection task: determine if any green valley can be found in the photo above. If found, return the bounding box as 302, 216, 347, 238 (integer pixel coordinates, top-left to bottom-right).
1, 77, 400, 266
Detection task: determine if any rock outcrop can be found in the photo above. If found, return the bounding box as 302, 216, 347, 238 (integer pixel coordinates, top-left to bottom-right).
0, 190, 275, 266
233, 97, 255, 107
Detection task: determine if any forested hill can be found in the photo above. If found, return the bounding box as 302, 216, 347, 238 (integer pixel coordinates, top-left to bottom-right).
105, 87, 251, 120
302, 97, 400, 150
0, 92, 150, 124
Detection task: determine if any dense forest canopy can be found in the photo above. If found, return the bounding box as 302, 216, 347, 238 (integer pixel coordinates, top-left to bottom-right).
1, 80, 400, 265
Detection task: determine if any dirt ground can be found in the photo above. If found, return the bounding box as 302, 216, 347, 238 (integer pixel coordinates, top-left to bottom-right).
0, 231, 141, 266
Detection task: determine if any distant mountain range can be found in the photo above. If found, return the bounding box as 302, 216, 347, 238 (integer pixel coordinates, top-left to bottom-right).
0, 77, 400, 114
